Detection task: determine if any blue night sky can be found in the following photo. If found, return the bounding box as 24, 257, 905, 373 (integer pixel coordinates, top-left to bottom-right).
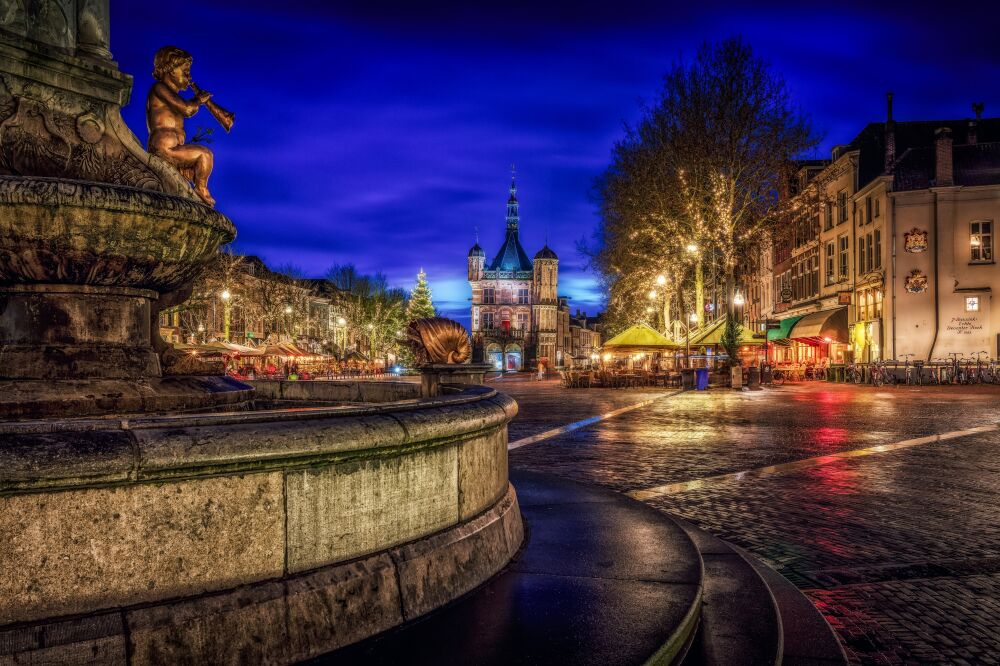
113, 2, 1000, 327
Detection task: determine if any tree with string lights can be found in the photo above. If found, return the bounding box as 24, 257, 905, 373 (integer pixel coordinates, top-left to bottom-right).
593, 37, 817, 342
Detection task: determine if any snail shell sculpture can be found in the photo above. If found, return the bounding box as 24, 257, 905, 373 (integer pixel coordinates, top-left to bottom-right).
406, 317, 472, 365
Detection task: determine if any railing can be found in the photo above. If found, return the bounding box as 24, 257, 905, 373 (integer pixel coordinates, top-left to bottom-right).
478, 328, 526, 340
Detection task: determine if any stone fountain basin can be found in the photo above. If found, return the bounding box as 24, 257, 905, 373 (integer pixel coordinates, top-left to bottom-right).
0, 382, 522, 664
0, 176, 235, 290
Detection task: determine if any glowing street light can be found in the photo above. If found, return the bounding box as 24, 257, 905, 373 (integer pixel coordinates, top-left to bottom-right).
656, 274, 666, 286
647, 289, 657, 300
646, 306, 654, 314
219, 289, 232, 341
336, 317, 346, 326
686, 243, 699, 254
733, 290, 745, 307
284, 305, 293, 314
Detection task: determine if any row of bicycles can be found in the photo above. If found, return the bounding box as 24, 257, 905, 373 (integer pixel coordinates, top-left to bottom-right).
846, 352, 1000, 386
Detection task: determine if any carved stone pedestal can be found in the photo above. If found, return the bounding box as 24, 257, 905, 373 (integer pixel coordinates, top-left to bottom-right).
0, 283, 158, 379
419, 363, 494, 398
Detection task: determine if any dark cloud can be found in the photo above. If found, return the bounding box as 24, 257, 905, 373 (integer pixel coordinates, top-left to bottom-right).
113, 2, 1000, 332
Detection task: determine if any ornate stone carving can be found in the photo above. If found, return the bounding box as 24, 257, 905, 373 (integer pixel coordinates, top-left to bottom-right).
0, 1, 27, 35
904, 269, 928, 294
904, 228, 928, 253
406, 317, 473, 365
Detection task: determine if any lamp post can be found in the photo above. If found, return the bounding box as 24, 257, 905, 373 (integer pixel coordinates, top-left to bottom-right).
220, 289, 231, 342
686, 312, 698, 369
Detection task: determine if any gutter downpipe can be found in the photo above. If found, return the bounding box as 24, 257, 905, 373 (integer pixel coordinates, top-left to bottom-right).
886, 192, 898, 358
927, 190, 940, 361
890, 190, 897, 360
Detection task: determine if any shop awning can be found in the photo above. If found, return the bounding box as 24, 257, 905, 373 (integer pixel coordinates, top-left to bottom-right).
688, 318, 763, 346
789, 307, 849, 343
602, 323, 677, 351
766, 315, 803, 342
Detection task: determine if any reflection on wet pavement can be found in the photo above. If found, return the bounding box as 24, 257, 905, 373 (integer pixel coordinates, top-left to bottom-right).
502, 381, 1000, 664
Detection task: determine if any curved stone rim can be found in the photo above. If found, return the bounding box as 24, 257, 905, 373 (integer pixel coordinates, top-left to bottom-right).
0, 175, 236, 241
0, 383, 518, 493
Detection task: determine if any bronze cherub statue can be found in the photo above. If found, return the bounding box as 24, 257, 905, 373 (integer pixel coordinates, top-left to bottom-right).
146, 46, 234, 207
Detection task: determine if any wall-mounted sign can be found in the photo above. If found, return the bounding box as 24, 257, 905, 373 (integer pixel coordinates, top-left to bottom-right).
838, 291, 852, 305
780, 287, 793, 303
904, 228, 928, 253
946, 315, 984, 336
904, 269, 928, 294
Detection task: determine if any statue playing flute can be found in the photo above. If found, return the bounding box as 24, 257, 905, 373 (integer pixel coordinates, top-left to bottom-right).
147, 46, 233, 207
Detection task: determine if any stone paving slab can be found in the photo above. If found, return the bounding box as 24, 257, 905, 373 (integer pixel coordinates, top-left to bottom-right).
503, 381, 1000, 664
316, 469, 702, 666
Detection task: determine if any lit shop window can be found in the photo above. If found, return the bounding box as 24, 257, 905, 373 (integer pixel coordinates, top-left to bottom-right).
966, 296, 980, 312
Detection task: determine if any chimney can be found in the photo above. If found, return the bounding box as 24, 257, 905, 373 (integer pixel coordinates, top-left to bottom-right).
969, 102, 985, 145
935, 127, 953, 186
884, 92, 896, 173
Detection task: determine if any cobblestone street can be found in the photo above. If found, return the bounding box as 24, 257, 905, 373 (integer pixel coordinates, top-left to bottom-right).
503, 378, 1000, 664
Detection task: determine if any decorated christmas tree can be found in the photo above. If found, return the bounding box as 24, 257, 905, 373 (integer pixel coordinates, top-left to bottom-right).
407, 268, 437, 320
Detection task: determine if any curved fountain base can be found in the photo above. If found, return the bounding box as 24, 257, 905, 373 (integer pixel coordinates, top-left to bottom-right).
0, 383, 521, 664
0, 486, 522, 665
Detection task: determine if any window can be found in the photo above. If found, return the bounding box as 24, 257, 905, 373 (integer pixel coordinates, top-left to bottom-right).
826, 241, 835, 284
874, 229, 882, 269
858, 236, 865, 273
865, 196, 872, 225
824, 202, 834, 230
838, 190, 848, 223
838, 235, 849, 278
856, 287, 884, 321
874, 198, 881, 218
971, 221, 993, 262
517, 288, 529, 304
482, 311, 494, 329
966, 296, 980, 312
483, 288, 495, 304
516, 312, 529, 328
866, 233, 873, 273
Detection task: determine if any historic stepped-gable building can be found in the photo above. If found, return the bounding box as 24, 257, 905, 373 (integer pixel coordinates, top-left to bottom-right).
469, 176, 559, 371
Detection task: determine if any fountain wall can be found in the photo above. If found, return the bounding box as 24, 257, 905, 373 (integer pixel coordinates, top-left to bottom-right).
0, 384, 521, 663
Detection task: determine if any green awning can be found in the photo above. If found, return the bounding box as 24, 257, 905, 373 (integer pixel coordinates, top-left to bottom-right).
689, 318, 763, 346
602, 323, 677, 350
767, 315, 804, 342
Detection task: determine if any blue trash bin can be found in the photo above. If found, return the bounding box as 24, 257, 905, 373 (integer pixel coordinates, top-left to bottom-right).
695, 368, 709, 391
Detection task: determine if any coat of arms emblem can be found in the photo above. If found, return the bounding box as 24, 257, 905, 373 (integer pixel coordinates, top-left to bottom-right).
904, 228, 928, 253
904, 269, 928, 294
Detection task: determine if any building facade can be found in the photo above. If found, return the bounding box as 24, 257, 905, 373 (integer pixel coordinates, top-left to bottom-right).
469, 177, 562, 371
753, 97, 1000, 365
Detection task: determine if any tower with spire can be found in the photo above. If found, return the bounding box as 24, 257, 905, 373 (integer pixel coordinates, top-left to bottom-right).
468, 170, 561, 371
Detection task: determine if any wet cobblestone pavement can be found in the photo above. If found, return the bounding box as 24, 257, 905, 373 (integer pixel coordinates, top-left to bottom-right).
502, 379, 1000, 664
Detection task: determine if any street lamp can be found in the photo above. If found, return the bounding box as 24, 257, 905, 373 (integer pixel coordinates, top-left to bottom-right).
733, 290, 745, 307
647, 289, 657, 300
656, 274, 666, 286
220, 289, 232, 342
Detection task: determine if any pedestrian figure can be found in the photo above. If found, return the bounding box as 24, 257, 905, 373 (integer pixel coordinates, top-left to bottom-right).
536, 362, 545, 381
